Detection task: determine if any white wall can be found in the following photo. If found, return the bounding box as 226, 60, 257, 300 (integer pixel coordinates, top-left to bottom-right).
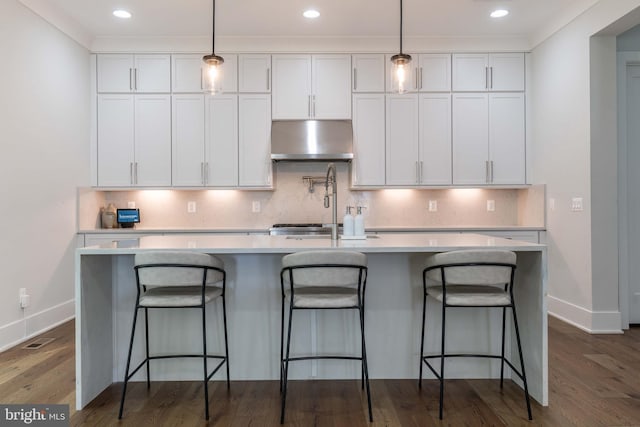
0, 0, 90, 350
531, 0, 640, 332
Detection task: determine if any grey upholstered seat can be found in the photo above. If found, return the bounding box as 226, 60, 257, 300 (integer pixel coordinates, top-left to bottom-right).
424, 249, 516, 306
135, 251, 224, 307
281, 250, 367, 308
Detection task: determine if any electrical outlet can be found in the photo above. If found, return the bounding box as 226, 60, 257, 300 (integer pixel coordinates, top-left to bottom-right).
428, 200, 438, 212
487, 200, 495, 212
127, 201, 136, 209
19, 288, 29, 308
252, 201, 261, 213
571, 197, 583, 211
187, 201, 197, 213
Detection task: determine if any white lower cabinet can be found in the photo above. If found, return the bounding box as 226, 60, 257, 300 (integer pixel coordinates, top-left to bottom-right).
352, 94, 385, 186
452, 93, 525, 185
239, 94, 272, 187
97, 94, 171, 187
386, 93, 452, 186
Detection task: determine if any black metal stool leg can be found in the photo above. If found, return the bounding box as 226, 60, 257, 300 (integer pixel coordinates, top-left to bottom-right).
280, 302, 294, 424
419, 289, 427, 389
222, 293, 230, 390
202, 304, 210, 421
359, 305, 373, 422
144, 308, 151, 389
500, 306, 506, 388
511, 303, 533, 420
280, 294, 285, 393
438, 302, 446, 420
118, 305, 140, 419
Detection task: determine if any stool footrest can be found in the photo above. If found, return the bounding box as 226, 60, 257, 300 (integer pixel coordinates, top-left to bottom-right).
125, 354, 227, 382
421, 353, 526, 382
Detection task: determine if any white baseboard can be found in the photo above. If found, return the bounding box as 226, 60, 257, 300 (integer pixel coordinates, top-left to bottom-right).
548, 295, 623, 334
0, 299, 75, 352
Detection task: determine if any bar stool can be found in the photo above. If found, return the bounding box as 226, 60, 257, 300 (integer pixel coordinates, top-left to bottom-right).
118, 251, 230, 420
279, 250, 372, 423
418, 249, 532, 420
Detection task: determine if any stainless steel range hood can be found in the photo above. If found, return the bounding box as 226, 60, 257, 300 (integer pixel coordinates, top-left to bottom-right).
270, 120, 353, 161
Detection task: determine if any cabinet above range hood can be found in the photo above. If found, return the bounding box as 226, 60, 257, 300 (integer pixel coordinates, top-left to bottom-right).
270, 120, 353, 161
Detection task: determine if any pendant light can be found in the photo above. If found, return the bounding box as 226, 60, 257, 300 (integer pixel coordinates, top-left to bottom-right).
390, 0, 412, 94
203, 0, 224, 94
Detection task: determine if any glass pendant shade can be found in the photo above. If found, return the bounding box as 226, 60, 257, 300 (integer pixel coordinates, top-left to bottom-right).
203, 0, 224, 94
203, 54, 224, 94
390, 53, 412, 94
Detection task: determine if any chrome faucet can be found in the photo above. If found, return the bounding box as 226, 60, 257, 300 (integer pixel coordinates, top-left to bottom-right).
324, 163, 338, 241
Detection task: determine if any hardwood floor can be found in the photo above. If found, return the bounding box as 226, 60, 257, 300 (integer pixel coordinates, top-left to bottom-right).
1, 317, 639, 426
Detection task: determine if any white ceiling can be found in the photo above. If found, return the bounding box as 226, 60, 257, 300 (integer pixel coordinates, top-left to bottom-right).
19, 0, 599, 50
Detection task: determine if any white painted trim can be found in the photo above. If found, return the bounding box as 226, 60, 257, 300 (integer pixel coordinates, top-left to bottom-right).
548, 295, 622, 334
0, 299, 75, 352
617, 51, 640, 329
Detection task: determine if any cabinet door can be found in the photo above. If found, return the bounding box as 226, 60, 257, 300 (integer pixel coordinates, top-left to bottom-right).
172, 95, 205, 186
419, 94, 451, 185
489, 53, 525, 91
134, 55, 171, 93
219, 54, 238, 93
352, 54, 385, 93
418, 54, 451, 92
272, 55, 312, 119
134, 95, 172, 186
205, 95, 238, 186
239, 95, 272, 187
452, 53, 489, 92
172, 54, 204, 93
239, 54, 271, 93
489, 93, 525, 184
353, 94, 385, 186
386, 94, 419, 185
452, 93, 489, 185
97, 55, 134, 93
312, 55, 351, 119
97, 95, 134, 186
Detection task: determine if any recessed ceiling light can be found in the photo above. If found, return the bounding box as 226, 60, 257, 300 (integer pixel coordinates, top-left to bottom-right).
303, 9, 320, 19
113, 9, 132, 19
490, 9, 509, 18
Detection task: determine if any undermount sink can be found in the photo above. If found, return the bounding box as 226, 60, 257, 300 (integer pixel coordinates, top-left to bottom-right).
285, 235, 379, 240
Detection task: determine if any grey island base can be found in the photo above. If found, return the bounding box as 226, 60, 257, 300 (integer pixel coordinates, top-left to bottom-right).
75, 233, 547, 411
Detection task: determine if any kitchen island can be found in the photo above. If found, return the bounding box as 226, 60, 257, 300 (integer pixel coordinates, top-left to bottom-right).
75, 233, 547, 410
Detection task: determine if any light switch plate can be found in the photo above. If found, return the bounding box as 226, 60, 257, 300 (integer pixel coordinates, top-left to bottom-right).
571, 197, 583, 211
252, 201, 261, 213
428, 200, 437, 212
487, 200, 495, 212
187, 201, 197, 213
127, 201, 136, 209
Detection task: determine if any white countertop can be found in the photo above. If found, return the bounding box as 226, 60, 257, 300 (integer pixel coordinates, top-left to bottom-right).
78, 232, 545, 255
78, 226, 545, 234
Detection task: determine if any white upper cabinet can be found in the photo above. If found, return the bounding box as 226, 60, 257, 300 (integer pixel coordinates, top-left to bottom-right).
272, 54, 351, 119
97, 54, 170, 93
239, 54, 271, 93
419, 94, 452, 185
172, 95, 206, 186
452, 53, 524, 92
239, 94, 272, 187
386, 94, 420, 185
205, 95, 239, 186
352, 54, 385, 93
97, 94, 171, 187
452, 92, 525, 185
352, 94, 386, 186
418, 54, 451, 92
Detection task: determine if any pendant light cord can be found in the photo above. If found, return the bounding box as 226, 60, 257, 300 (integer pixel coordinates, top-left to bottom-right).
211, 0, 216, 54
399, 0, 403, 55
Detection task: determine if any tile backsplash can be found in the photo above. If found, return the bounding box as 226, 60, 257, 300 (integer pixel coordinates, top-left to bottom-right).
78, 163, 544, 230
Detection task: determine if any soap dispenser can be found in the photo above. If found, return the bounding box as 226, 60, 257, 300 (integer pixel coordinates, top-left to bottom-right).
343, 206, 354, 236
354, 206, 365, 236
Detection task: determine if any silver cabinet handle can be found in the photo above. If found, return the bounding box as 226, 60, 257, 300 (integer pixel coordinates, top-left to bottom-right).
485, 160, 489, 183
130, 162, 134, 184
485, 67, 489, 90
415, 161, 419, 183
266, 68, 270, 91
205, 162, 209, 186
490, 160, 494, 183
134, 162, 138, 185
200, 162, 204, 185
415, 69, 418, 90
419, 67, 423, 90
353, 68, 357, 91
490, 66, 494, 89
420, 160, 424, 183
308, 95, 311, 117
135, 68, 139, 91
129, 68, 133, 91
